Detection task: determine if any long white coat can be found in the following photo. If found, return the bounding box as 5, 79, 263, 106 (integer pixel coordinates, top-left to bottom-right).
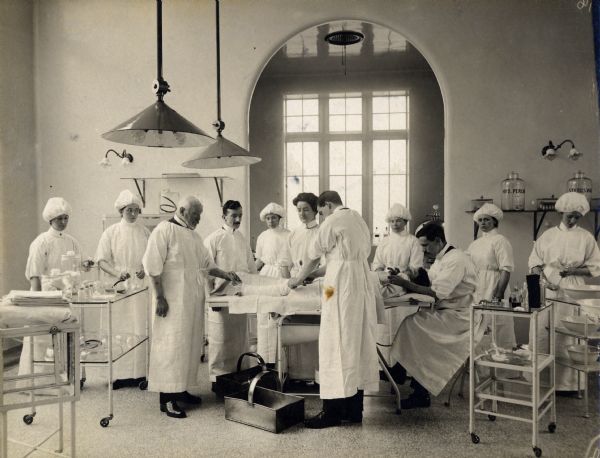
307, 207, 379, 399
372, 230, 424, 362
255, 227, 291, 363
467, 229, 516, 349
204, 226, 257, 381
20, 228, 82, 379
142, 218, 215, 393
528, 223, 600, 390
391, 245, 479, 396
95, 219, 151, 380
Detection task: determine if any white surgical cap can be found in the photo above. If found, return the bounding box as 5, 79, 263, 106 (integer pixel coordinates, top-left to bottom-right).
114, 189, 142, 212
386, 203, 412, 222
42, 197, 72, 223
260, 202, 285, 222
555, 192, 589, 216
473, 203, 503, 223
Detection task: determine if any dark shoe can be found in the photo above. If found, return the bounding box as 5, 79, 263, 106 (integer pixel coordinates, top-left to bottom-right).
556, 390, 579, 398
112, 379, 135, 390
304, 410, 342, 429
179, 391, 202, 405
400, 393, 431, 410
388, 363, 407, 385
342, 390, 363, 423
160, 401, 187, 418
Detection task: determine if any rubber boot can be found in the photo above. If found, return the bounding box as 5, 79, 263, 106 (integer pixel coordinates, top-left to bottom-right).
304, 399, 343, 429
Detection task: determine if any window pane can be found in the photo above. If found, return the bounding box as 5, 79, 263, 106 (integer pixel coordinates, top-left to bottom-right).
287, 201, 299, 230
346, 98, 362, 115
329, 175, 346, 203
390, 140, 406, 174
390, 175, 407, 206
390, 113, 406, 130
329, 115, 346, 132
304, 116, 319, 132
287, 176, 302, 208
286, 116, 302, 133
346, 141, 362, 175
372, 97, 388, 113
373, 140, 389, 175
346, 115, 362, 132
304, 176, 319, 195
329, 98, 345, 115
303, 142, 319, 175
373, 175, 389, 236
329, 141, 345, 175
286, 142, 302, 175
286, 99, 302, 116
346, 175, 362, 214
372, 113, 389, 131
390, 96, 406, 112
303, 98, 318, 115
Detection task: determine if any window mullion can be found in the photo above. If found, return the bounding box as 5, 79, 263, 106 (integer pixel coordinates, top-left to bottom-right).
320, 93, 328, 192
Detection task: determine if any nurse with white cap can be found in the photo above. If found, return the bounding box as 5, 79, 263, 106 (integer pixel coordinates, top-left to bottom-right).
21, 197, 83, 381
528, 192, 600, 393
467, 203, 516, 353
372, 203, 423, 362
254, 203, 292, 363
96, 189, 150, 389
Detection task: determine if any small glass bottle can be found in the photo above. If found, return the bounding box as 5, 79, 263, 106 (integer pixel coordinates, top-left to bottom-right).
374, 227, 380, 245
567, 171, 592, 202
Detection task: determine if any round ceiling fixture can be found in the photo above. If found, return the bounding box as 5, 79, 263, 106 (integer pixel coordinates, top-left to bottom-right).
324, 30, 364, 46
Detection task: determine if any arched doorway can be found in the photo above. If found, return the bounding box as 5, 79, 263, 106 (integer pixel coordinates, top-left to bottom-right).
248, 20, 444, 247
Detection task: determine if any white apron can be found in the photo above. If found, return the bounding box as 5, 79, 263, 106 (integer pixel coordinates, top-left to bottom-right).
143, 219, 214, 393
391, 246, 481, 396
467, 230, 516, 350
308, 208, 379, 399
528, 223, 600, 390
204, 226, 255, 381
95, 219, 150, 380
20, 228, 81, 384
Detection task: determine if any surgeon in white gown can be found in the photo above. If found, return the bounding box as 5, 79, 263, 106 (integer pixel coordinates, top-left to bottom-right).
20, 198, 83, 381
142, 196, 240, 418
528, 192, 600, 393
372, 203, 423, 362
467, 203, 516, 352
388, 222, 481, 409
289, 191, 378, 429
254, 202, 291, 363
95, 190, 150, 389
204, 200, 257, 386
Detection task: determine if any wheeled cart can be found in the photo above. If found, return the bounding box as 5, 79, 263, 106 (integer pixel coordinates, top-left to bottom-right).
1, 322, 80, 458
469, 303, 556, 457
69, 287, 150, 427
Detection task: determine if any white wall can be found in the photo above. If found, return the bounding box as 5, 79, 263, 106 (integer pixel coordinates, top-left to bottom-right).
3, 0, 597, 295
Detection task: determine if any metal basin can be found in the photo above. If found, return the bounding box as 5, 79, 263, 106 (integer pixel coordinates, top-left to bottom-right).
563, 284, 600, 300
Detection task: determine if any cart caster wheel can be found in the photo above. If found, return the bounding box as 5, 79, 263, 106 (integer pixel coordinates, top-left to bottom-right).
23, 414, 34, 425
487, 415, 496, 421
80, 378, 86, 390
548, 422, 556, 433
470, 433, 480, 444
201, 354, 206, 363
138, 380, 148, 390
100, 417, 110, 428
533, 446, 542, 457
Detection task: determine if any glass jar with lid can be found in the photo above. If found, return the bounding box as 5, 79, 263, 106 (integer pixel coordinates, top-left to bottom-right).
501, 172, 526, 211
567, 171, 592, 202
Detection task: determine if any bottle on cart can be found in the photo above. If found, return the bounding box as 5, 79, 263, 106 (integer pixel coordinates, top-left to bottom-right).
509, 285, 521, 308
374, 227, 380, 245
522, 281, 529, 311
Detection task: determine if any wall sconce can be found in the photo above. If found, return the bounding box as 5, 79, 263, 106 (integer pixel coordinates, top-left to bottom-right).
541, 139, 581, 161
99, 149, 134, 168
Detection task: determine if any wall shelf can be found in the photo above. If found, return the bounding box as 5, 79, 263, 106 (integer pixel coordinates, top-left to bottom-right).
466, 208, 600, 241
120, 174, 231, 208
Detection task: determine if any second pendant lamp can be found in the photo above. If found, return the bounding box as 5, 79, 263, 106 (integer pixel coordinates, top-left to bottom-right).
182, 0, 261, 168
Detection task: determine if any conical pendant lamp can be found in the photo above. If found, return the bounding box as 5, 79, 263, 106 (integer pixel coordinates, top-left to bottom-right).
182, 0, 261, 168
102, 0, 214, 148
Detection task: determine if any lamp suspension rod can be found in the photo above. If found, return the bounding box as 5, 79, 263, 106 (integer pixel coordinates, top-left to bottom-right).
215, 0, 223, 131
556, 139, 575, 149
157, 0, 163, 82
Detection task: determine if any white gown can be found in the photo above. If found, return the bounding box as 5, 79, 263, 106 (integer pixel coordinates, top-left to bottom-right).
255, 227, 291, 363
307, 207, 379, 399
528, 223, 600, 391
204, 226, 257, 382
142, 217, 216, 393
467, 229, 516, 350
20, 228, 82, 381
372, 230, 424, 362
287, 220, 321, 380
390, 244, 481, 396
95, 219, 150, 381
